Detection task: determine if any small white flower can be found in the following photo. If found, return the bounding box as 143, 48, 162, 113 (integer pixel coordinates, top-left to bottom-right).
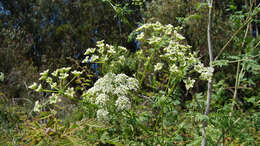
50, 82, 57, 89
52, 69, 59, 77
35, 84, 43, 92
82, 56, 90, 63
96, 109, 109, 121
118, 55, 125, 63
71, 70, 82, 77
91, 72, 115, 94
115, 73, 128, 84
114, 85, 128, 95
115, 95, 131, 111
170, 64, 178, 73
148, 36, 161, 44
58, 72, 69, 80
174, 30, 185, 40
96, 40, 105, 48
33, 101, 41, 112
200, 67, 214, 81
107, 47, 116, 54
90, 55, 99, 62
154, 63, 164, 71
165, 24, 173, 35
136, 32, 144, 40
184, 77, 196, 90
86, 87, 96, 95
95, 93, 109, 107
39, 69, 49, 80
65, 87, 75, 98
127, 77, 139, 91
84, 48, 96, 55
29, 82, 38, 90
194, 63, 204, 73
0, 72, 4, 82
63, 67, 71, 73
98, 47, 105, 54
154, 25, 163, 31
46, 77, 53, 84
49, 93, 61, 104
118, 46, 127, 52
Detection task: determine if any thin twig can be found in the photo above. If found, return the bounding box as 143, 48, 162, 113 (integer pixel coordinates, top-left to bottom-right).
230, 0, 253, 117
214, 18, 253, 61
215, 2, 260, 61
214, 117, 241, 146
227, 53, 260, 63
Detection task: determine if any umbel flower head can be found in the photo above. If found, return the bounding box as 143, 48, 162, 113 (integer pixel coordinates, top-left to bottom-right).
82, 40, 128, 65
83, 73, 139, 121
49, 93, 61, 104
96, 109, 109, 121
86, 72, 139, 96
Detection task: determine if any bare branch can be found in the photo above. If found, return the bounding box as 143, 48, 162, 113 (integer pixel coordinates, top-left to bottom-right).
201, 0, 214, 145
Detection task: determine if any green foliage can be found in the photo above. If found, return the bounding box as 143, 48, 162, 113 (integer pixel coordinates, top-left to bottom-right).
0, 0, 259, 145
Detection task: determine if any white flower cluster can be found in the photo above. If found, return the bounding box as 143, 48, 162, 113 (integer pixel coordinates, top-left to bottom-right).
96, 109, 109, 121
29, 67, 83, 112
83, 72, 139, 121
49, 93, 61, 104
184, 77, 196, 90
33, 100, 41, 112
194, 63, 214, 81
0, 72, 4, 82
154, 63, 164, 71
64, 87, 75, 98
135, 22, 213, 90
136, 22, 177, 42
82, 40, 127, 64
95, 93, 109, 107
115, 95, 131, 111
132, 0, 146, 6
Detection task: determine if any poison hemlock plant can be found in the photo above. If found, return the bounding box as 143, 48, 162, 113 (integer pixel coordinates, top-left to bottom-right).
133, 21, 213, 93
28, 21, 215, 145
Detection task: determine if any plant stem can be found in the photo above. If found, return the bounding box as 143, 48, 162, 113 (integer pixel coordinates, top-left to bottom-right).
230, 1, 252, 116
202, 0, 214, 145
64, 76, 77, 89
140, 46, 158, 87
160, 103, 165, 142
167, 78, 179, 96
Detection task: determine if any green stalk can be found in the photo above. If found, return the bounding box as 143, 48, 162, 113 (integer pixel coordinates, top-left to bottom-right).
230, 10, 251, 116
42, 89, 58, 93
160, 103, 165, 143
64, 76, 77, 89
140, 46, 159, 87
167, 78, 179, 96
166, 72, 173, 91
